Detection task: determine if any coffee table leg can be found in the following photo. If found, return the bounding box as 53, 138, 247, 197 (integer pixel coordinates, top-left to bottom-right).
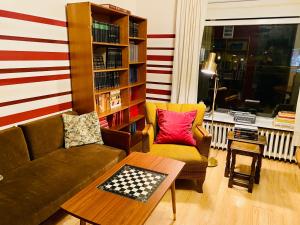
171, 182, 176, 221
80, 219, 86, 225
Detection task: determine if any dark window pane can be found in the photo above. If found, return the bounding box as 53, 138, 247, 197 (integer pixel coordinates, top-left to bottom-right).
199, 24, 300, 117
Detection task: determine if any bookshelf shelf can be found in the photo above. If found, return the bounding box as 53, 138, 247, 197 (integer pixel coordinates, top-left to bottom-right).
110, 122, 130, 131
93, 42, 128, 47
129, 62, 146, 65
94, 68, 128, 73
67, 2, 147, 145
129, 81, 145, 88
130, 99, 145, 107
94, 85, 128, 95
130, 114, 145, 123
98, 105, 129, 117
129, 37, 146, 41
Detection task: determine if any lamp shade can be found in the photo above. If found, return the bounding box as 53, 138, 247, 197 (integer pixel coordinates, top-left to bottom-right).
201, 52, 217, 75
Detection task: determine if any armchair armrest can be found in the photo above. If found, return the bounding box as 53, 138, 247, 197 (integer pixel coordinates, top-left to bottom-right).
141, 124, 155, 153
101, 128, 131, 154
193, 125, 212, 158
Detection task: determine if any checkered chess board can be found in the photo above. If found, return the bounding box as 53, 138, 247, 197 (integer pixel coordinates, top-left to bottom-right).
97, 165, 167, 202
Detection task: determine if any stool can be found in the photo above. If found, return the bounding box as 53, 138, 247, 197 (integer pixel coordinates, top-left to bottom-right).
228, 141, 262, 193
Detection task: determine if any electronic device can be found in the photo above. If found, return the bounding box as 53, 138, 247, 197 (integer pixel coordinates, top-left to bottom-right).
234, 124, 258, 140
232, 111, 256, 124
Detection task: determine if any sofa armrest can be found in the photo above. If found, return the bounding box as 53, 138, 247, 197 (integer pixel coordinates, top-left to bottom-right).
101, 128, 131, 154
193, 125, 212, 158
141, 124, 155, 153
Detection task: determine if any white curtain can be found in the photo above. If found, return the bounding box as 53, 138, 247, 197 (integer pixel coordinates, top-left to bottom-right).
171, 0, 207, 103
293, 88, 300, 146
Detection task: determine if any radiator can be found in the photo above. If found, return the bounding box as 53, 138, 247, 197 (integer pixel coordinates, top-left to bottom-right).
203, 121, 296, 162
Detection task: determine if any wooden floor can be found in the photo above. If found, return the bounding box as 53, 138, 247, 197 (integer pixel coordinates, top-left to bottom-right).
45, 149, 300, 225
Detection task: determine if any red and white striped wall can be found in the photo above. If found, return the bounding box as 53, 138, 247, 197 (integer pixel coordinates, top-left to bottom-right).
0, 9, 72, 129
146, 34, 175, 102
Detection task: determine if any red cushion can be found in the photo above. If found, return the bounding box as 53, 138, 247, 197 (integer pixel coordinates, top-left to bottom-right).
155, 109, 197, 146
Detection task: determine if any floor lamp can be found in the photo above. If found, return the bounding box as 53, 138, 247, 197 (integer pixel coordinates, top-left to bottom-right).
201, 52, 218, 167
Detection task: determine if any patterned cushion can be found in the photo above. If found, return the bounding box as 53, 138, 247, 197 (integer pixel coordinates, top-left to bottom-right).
62, 112, 104, 149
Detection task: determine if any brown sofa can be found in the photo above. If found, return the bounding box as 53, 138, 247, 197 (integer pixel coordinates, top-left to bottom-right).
0, 113, 129, 225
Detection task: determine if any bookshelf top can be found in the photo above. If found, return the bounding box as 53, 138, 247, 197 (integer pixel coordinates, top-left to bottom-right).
90, 3, 129, 17
129, 15, 147, 22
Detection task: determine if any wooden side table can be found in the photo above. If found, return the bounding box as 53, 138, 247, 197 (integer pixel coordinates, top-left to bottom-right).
225, 131, 267, 184
229, 141, 261, 192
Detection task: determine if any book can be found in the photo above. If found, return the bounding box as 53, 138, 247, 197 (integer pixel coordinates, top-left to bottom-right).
274, 117, 295, 124
108, 111, 124, 128
129, 122, 137, 133
110, 90, 121, 109
129, 66, 138, 83
94, 71, 120, 90
129, 42, 139, 62
129, 20, 139, 37
277, 111, 295, 119
101, 4, 131, 14
99, 117, 109, 128
130, 105, 139, 118
273, 120, 294, 129
106, 48, 122, 69
93, 53, 105, 69
96, 93, 111, 113
92, 20, 120, 43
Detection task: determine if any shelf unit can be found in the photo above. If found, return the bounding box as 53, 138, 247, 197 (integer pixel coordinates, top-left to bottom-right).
66, 2, 147, 138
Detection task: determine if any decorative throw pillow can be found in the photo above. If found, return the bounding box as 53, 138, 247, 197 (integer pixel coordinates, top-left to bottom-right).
155, 109, 197, 146
62, 111, 104, 149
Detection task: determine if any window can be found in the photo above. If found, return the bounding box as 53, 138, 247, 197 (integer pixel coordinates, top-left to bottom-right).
198, 24, 300, 117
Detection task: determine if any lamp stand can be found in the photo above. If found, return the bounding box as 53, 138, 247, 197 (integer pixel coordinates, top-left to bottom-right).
208, 75, 218, 167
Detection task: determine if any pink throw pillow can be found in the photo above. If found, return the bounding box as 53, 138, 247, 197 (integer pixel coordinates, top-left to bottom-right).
155, 109, 197, 146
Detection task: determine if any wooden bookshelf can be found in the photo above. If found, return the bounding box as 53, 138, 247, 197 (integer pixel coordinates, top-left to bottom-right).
66, 2, 147, 140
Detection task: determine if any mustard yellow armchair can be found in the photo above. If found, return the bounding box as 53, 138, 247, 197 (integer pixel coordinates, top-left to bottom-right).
142, 102, 212, 192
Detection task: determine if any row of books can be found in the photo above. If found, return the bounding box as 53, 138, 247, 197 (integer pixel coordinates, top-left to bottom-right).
129, 42, 139, 62
95, 90, 121, 113
129, 20, 139, 37
107, 48, 122, 68
129, 105, 139, 119
129, 122, 137, 133
110, 111, 124, 128
273, 111, 295, 129
93, 48, 122, 69
99, 117, 109, 128
129, 66, 138, 83
94, 72, 120, 90
92, 20, 120, 43
234, 124, 258, 141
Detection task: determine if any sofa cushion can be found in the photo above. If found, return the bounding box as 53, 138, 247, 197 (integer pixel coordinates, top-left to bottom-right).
0, 127, 30, 175
155, 109, 197, 146
0, 144, 126, 225
19, 112, 76, 159
149, 144, 208, 171
62, 111, 104, 149
145, 102, 206, 137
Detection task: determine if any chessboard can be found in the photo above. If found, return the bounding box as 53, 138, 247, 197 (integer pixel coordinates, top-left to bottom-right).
97, 165, 167, 202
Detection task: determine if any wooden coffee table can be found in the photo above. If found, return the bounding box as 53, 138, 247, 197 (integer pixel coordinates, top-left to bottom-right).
61, 152, 185, 225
